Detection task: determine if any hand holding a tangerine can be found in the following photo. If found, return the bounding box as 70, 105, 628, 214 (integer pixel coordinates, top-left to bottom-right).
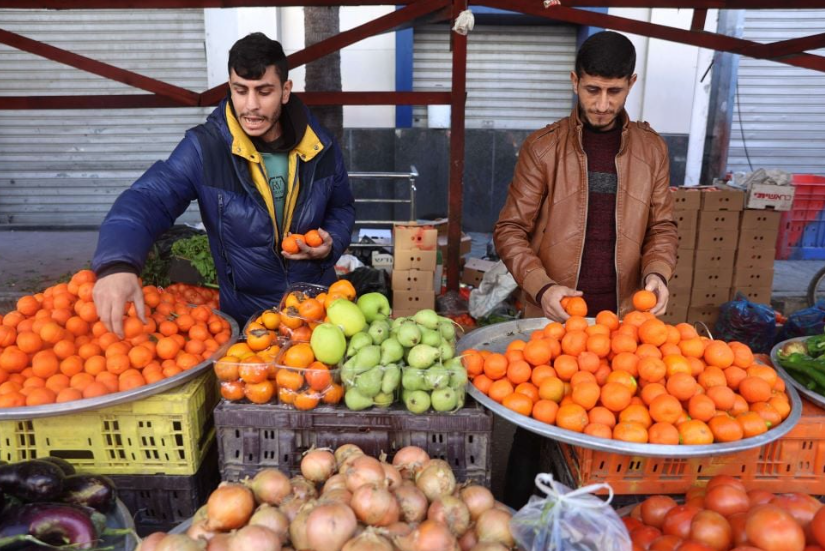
641, 274, 669, 316
92, 272, 147, 339
281, 228, 332, 260
540, 284, 582, 322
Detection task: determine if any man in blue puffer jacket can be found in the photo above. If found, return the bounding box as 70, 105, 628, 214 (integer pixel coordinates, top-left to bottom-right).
92, 33, 355, 335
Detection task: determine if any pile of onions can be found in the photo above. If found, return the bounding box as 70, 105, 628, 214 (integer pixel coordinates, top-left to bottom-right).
306, 502, 358, 551
302, 449, 337, 483
345, 456, 386, 492
392, 446, 430, 480
415, 459, 457, 502
245, 469, 292, 506
351, 484, 400, 526
205, 483, 256, 531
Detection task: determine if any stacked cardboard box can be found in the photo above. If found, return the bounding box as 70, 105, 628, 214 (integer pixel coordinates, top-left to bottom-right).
392, 224, 438, 316
732, 210, 780, 304
661, 187, 701, 324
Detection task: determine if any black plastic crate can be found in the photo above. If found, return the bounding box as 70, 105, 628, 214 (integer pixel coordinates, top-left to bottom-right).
111, 443, 219, 536
215, 400, 492, 486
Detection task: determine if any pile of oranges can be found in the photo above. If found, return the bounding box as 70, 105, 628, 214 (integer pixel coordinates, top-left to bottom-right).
463, 291, 792, 445
0, 272, 233, 408
281, 229, 324, 255
213, 280, 355, 409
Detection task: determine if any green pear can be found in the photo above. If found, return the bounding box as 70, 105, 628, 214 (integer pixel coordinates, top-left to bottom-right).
401, 388, 414, 403
353, 345, 381, 370
381, 364, 401, 394
397, 323, 422, 348
432, 388, 458, 412
407, 344, 440, 369
405, 390, 431, 414
425, 366, 451, 390
357, 292, 391, 322
420, 327, 442, 348
341, 362, 358, 387
380, 337, 404, 365
413, 309, 439, 330
373, 392, 394, 408
355, 366, 383, 398
449, 367, 468, 389
438, 341, 455, 361
444, 357, 463, 370
391, 317, 409, 331
346, 332, 373, 358
327, 299, 367, 337
402, 368, 425, 391
368, 320, 390, 345
438, 319, 457, 341
309, 322, 347, 365
456, 390, 465, 409
345, 388, 374, 411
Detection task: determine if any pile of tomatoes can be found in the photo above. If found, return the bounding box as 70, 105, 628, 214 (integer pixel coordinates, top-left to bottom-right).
625, 474, 825, 551
463, 291, 792, 445
0, 272, 232, 407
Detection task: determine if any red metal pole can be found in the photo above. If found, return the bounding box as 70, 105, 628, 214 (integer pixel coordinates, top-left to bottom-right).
446, 0, 468, 293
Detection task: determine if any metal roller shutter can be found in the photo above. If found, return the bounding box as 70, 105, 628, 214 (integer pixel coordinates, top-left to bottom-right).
728, 10, 825, 176
412, 23, 577, 130
0, 9, 209, 226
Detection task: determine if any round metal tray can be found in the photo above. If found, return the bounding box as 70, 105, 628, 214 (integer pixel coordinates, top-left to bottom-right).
458, 318, 803, 458
107, 499, 139, 551
771, 336, 825, 410
0, 311, 239, 420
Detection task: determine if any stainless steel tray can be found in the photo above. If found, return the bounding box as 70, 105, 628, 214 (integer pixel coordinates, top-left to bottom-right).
0, 311, 239, 420
458, 318, 802, 458
771, 337, 825, 410
108, 498, 139, 551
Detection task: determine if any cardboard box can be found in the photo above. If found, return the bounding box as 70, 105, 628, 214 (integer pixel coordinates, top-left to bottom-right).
740, 210, 782, 231
687, 305, 720, 326
735, 248, 775, 270
393, 290, 435, 313
674, 210, 698, 231
438, 233, 472, 258
660, 303, 689, 324
693, 267, 734, 289
691, 286, 729, 307
694, 249, 735, 271
675, 249, 695, 270
730, 286, 772, 305
371, 251, 393, 273
677, 225, 698, 250
698, 210, 741, 231
394, 250, 437, 272
695, 229, 739, 251
425, 218, 449, 236
746, 183, 795, 211
739, 227, 779, 250
461, 257, 496, 287
671, 187, 702, 211
669, 266, 694, 291
393, 224, 438, 252
732, 266, 774, 289
392, 269, 434, 291
701, 185, 745, 212
668, 288, 691, 309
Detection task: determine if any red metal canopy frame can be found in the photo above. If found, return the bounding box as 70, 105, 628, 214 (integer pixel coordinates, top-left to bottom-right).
1, 0, 824, 291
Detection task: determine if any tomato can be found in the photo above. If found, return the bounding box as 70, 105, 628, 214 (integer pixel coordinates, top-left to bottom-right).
642, 496, 679, 529
686, 487, 707, 502
745, 504, 805, 551
676, 542, 714, 551
631, 526, 663, 549
812, 506, 825, 547
650, 535, 684, 551
805, 546, 825, 551
704, 485, 750, 517
730, 547, 765, 551
747, 489, 775, 507
624, 516, 645, 532
727, 512, 748, 547
689, 510, 732, 551
770, 493, 822, 540
663, 505, 702, 540
705, 475, 747, 494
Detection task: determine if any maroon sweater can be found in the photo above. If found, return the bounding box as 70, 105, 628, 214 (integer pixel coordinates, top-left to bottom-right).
576, 124, 622, 313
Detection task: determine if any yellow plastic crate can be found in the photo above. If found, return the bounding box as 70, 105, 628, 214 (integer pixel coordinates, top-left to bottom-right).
0, 372, 218, 475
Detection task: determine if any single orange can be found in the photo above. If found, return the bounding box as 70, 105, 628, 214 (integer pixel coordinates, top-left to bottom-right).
556, 403, 589, 432
502, 392, 533, 417
649, 422, 680, 444
531, 399, 559, 424
632, 290, 657, 312
678, 419, 714, 445
613, 422, 649, 443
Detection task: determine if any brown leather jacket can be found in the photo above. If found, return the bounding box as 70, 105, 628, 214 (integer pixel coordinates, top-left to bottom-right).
493, 107, 678, 317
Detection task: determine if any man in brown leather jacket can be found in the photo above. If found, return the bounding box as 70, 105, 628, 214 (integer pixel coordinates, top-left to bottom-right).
494, 31, 677, 322
494, 31, 678, 507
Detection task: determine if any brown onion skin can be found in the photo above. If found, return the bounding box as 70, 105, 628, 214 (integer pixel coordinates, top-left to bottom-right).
458, 527, 478, 551
321, 488, 353, 506
385, 522, 414, 538
382, 463, 403, 491
206, 533, 232, 551
351, 484, 400, 527
335, 444, 364, 467
248, 504, 289, 543
155, 534, 206, 551
245, 469, 292, 506
136, 532, 167, 551
228, 525, 281, 551
186, 520, 216, 541
301, 450, 337, 483
290, 475, 319, 501
392, 447, 430, 480
278, 495, 307, 523
323, 474, 349, 494
428, 495, 471, 537
305, 502, 359, 551
415, 460, 457, 502
394, 484, 428, 523
206, 483, 256, 531
395, 520, 460, 551
346, 456, 386, 493
341, 531, 394, 551
475, 509, 514, 548
459, 486, 495, 522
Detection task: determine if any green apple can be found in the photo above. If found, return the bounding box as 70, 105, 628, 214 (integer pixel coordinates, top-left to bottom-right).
357, 292, 391, 322
327, 299, 366, 337
309, 322, 346, 365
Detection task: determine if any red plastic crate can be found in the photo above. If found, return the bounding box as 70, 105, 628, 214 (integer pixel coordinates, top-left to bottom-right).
777, 174, 825, 260
545, 399, 825, 496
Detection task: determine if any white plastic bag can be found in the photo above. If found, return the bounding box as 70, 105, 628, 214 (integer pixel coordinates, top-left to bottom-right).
510, 474, 631, 551
468, 260, 517, 319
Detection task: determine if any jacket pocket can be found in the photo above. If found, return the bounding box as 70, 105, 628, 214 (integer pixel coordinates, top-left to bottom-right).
217, 192, 238, 290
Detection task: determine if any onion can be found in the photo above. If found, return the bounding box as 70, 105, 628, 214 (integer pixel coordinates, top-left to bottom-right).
392, 446, 430, 480
394, 484, 429, 523
207, 533, 232, 551
321, 488, 353, 505
351, 483, 401, 526
302, 449, 337, 482
459, 486, 495, 521
155, 534, 207, 551
492, 501, 510, 513
346, 455, 386, 492
415, 460, 456, 502
290, 475, 319, 501
340, 450, 367, 473
305, 502, 359, 551
395, 520, 459, 551
278, 495, 307, 523
458, 527, 478, 551
288, 500, 318, 550
228, 525, 281, 551
186, 520, 216, 541
206, 483, 255, 531
245, 469, 292, 505
335, 444, 364, 468
469, 543, 509, 551
323, 474, 349, 494
137, 532, 167, 551
249, 504, 289, 542
475, 509, 514, 547
382, 462, 403, 491
385, 522, 414, 538
193, 506, 208, 524
428, 495, 471, 537
342, 530, 395, 551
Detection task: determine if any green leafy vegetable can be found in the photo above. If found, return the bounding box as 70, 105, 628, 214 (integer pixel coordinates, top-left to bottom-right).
171, 235, 217, 286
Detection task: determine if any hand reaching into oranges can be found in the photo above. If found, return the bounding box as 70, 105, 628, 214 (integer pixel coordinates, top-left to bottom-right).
281, 228, 333, 260
539, 285, 584, 322
640, 275, 668, 316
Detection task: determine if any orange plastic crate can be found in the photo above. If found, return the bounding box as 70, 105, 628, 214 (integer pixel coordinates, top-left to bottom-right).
548, 399, 825, 495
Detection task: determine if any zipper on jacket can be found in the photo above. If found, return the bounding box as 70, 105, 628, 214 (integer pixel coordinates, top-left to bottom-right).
574, 125, 588, 289
217, 193, 237, 291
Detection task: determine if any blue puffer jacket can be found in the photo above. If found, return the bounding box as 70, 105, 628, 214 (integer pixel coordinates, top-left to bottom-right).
93, 97, 355, 324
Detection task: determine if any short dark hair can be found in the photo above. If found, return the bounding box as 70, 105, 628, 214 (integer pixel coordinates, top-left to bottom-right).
228, 32, 289, 83
575, 31, 636, 80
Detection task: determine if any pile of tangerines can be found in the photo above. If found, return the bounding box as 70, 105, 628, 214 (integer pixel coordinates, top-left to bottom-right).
0, 271, 232, 408
464, 290, 792, 445
281, 229, 325, 255
212, 279, 356, 409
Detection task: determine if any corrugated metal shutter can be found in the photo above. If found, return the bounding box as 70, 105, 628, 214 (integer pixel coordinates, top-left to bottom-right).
0, 9, 209, 226
413, 24, 576, 130
728, 10, 825, 175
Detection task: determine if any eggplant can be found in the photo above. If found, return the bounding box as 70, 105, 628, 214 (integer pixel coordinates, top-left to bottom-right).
0, 502, 97, 550
59, 474, 116, 513
37, 457, 76, 477
0, 461, 64, 502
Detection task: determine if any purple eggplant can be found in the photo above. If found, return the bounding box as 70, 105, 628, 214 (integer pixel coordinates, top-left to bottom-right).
59, 474, 116, 513
0, 460, 64, 502
0, 502, 97, 549
38, 457, 76, 476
